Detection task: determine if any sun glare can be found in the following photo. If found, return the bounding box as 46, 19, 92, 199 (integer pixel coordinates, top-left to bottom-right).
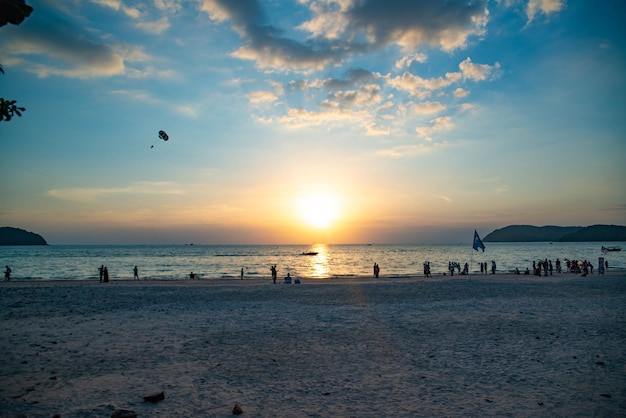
298, 193, 340, 229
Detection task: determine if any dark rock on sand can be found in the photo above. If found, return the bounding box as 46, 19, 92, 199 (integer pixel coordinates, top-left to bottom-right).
111, 409, 137, 418
232, 403, 243, 415
143, 391, 165, 403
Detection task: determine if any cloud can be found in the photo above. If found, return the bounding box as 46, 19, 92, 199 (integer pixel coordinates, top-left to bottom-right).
454, 88, 469, 98
395, 53, 428, 69
247, 80, 285, 105
459, 57, 500, 81
526, 0, 566, 24
323, 84, 382, 109
272, 107, 372, 129
0, 5, 165, 79
386, 71, 462, 99
296, 0, 352, 40
378, 143, 432, 158
90, 0, 141, 19
323, 68, 378, 90
336, 0, 490, 51
248, 90, 279, 105
200, 0, 344, 71
135, 17, 171, 35
173, 104, 198, 118
111, 89, 197, 116
47, 181, 184, 202
9, 41, 124, 78
91, 0, 178, 34
154, 0, 183, 13
194, 1, 500, 138
201, 0, 490, 71
416, 115, 454, 141
413, 101, 446, 115
366, 123, 390, 136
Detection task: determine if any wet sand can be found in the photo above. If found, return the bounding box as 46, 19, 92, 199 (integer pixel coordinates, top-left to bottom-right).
1, 273, 625, 417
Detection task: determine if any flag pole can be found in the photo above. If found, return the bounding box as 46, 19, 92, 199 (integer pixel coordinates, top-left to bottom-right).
472, 230, 486, 275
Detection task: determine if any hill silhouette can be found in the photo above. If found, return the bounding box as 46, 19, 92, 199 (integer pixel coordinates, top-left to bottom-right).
484, 224, 626, 242
0, 227, 47, 245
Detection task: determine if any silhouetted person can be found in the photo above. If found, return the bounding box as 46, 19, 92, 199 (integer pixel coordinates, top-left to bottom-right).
103, 266, 109, 283
99, 265, 104, 282
4, 266, 11, 281
133, 265, 139, 280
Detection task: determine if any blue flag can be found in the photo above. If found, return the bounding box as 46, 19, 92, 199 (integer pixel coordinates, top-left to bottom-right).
473, 230, 485, 252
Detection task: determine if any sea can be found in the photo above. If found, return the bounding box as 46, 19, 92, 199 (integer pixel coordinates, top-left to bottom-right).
1, 242, 624, 282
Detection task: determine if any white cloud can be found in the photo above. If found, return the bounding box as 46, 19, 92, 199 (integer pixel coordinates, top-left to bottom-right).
378, 143, 431, 158
366, 123, 390, 136
395, 53, 428, 69
296, 0, 352, 40
274, 107, 373, 130
387, 71, 462, 98
248, 91, 279, 105
201, 0, 490, 71
459, 57, 499, 82
413, 101, 446, 115
90, 0, 141, 19
47, 181, 184, 202
454, 88, 469, 98
526, 0, 566, 23
154, 0, 183, 13
135, 17, 171, 35
416, 116, 454, 141
325, 84, 382, 108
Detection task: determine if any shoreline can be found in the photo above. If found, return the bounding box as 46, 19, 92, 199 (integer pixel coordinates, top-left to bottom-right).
2, 270, 625, 287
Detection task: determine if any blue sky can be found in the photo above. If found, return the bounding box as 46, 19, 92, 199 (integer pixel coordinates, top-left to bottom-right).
1, 0, 625, 245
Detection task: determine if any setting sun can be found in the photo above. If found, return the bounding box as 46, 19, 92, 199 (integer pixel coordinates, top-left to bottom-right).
298, 193, 340, 229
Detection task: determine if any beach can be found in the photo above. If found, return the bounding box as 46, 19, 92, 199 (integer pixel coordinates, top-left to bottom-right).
1, 274, 625, 417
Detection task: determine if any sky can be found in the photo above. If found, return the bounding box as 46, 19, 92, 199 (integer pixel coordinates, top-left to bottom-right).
0, 0, 625, 245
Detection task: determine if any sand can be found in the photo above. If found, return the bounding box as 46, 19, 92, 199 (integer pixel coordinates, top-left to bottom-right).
1, 273, 625, 417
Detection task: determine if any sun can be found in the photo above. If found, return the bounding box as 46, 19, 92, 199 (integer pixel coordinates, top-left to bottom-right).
298, 192, 340, 229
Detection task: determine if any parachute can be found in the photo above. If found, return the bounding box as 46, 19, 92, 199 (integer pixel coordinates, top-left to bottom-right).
151, 130, 169, 149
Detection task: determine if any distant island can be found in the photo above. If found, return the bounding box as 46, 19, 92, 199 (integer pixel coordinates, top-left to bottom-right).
0, 227, 48, 245
484, 224, 626, 242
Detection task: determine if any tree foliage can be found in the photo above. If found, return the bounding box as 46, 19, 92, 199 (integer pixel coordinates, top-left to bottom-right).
0, 0, 33, 122
0, 97, 26, 121
0, 0, 33, 27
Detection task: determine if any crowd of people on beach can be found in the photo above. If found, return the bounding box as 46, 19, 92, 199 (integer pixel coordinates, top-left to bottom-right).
442, 261, 496, 276
524, 258, 607, 277
88, 258, 625, 282
1, 256, 614, 283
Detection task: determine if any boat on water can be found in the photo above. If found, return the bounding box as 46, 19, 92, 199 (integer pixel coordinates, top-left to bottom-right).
601, 246, 621, 253
301, 251, 319, 256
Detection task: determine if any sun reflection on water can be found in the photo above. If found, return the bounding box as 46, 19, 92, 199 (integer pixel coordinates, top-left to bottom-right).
308, 243, 330, 278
